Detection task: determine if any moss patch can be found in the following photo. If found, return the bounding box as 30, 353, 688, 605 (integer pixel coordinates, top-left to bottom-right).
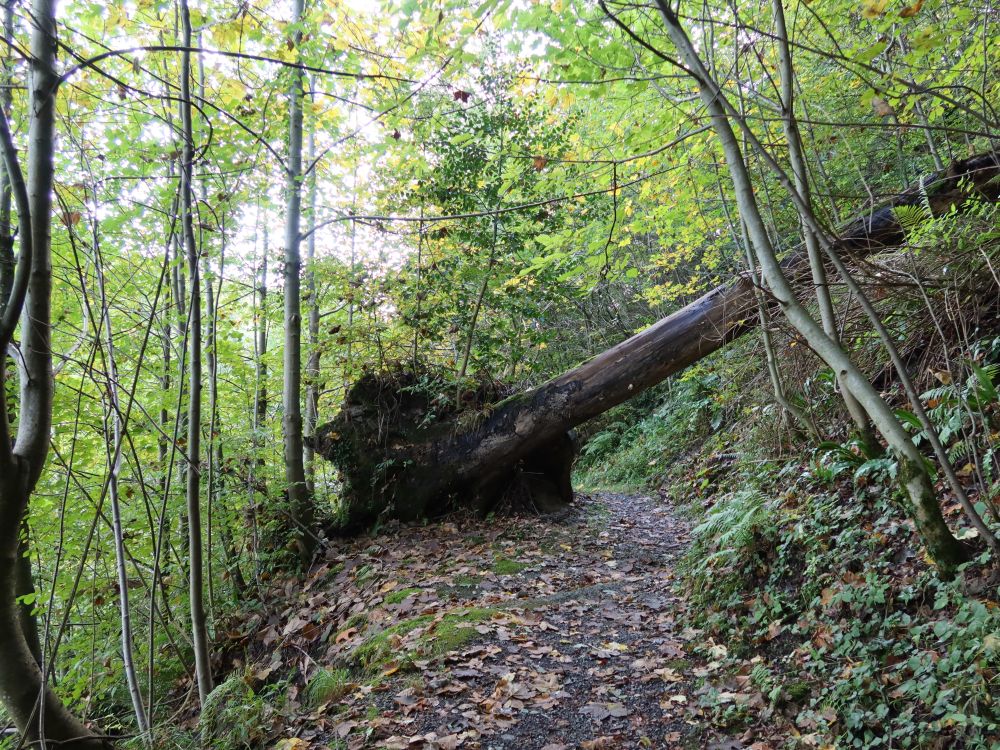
492, 555, 529, 575
343, 612, 369, 632
385, 587, 423, 605
350, 608, 496, 673
785, 680, 811, 702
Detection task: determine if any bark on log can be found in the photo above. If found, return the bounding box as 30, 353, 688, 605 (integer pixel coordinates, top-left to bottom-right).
317, 153, 1000, 532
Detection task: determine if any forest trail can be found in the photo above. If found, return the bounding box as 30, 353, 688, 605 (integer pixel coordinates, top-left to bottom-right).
253, 494, 786, 749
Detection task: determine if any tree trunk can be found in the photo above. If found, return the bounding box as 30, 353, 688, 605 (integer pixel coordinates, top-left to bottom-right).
95, 218, 150, 739
317, 151, 999, 539
0, 1, 110, 745
283, 0, 315, 566
178, 0, 213, 707
304, 127, 319, 495
648, 0, 967, 573
771, 0, 875, 448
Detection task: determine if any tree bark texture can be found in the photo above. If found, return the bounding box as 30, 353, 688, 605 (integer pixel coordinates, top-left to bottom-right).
317, 151, 1000, 534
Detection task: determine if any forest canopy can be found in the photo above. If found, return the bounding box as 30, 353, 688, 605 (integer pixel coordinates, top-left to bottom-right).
0, 0, 998, 748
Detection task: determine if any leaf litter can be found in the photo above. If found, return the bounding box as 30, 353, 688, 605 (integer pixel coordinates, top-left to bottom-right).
216, 493, 787, 749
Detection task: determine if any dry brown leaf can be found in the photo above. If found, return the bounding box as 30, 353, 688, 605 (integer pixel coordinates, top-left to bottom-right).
871, 96, 894, 117
334, 627, 357, 644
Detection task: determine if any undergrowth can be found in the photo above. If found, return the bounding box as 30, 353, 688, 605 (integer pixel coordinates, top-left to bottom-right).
578, 315, 1000, 746
679, 461, 1000, 748
574, 363, 736, 490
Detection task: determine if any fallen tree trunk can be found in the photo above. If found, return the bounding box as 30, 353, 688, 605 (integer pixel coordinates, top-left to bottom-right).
317, 153, 1000, 532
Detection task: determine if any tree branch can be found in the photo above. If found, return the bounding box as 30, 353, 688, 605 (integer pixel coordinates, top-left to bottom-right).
59, 45, 418, 87
0, 106, 30, 349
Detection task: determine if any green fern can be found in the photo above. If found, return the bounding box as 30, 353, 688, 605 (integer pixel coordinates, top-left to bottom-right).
692, 489, 774, 567
893, 203, 932, 231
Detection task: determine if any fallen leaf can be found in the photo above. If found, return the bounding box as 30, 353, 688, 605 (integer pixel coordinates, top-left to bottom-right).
607, 702, 630, 717
334, 627, 357, 644
271, 739, 309, 750
580, 703, 611, 721
767, 619, 783, 640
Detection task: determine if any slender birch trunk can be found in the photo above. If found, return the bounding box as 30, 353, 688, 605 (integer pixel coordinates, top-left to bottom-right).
771, 0, 875, 448
304, 127, 319, 495
93, 219, 150, 741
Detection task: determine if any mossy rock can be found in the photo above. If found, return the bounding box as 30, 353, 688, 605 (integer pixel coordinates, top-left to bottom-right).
200, 673, 270, 750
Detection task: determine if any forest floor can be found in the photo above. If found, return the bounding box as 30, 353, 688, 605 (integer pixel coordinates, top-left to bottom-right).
234, 493, 789, 750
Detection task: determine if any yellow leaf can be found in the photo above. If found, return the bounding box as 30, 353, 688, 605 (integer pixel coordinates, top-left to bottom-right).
861, 0, 889, 18
929, 369, 952, 384
381, 661, 401, 676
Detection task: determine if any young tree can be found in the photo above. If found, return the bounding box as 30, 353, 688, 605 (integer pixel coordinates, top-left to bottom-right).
770, 0, 875, 448
651, 0, 968, 574
0, 0, 109, 745
283, 0, 315, 565
178, 0, 213, 707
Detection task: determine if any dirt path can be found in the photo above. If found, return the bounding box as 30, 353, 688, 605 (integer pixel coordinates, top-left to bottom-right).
261, 494, 767, 749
